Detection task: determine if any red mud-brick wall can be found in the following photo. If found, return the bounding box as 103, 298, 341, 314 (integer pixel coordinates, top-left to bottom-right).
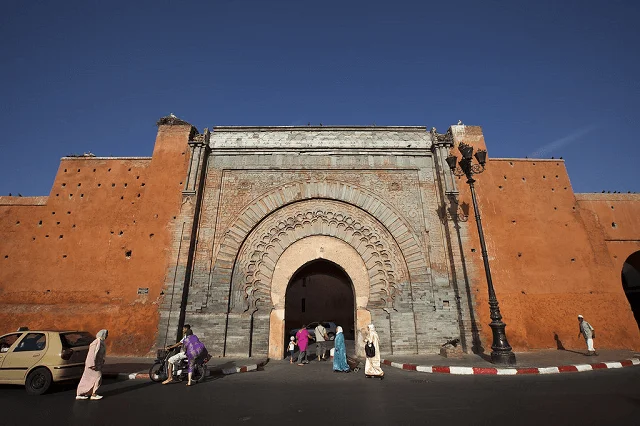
450, 125, 640, 352
575, 193, 640, 321
0, 123, 192, 355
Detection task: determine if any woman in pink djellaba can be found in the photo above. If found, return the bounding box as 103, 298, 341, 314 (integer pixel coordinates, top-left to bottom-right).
76, 329, 108, 400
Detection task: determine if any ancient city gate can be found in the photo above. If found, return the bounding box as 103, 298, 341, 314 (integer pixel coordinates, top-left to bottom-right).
157, 125, 477, 358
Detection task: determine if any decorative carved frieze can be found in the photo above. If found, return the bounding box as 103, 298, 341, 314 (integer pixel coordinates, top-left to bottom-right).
230, 199, 409, 314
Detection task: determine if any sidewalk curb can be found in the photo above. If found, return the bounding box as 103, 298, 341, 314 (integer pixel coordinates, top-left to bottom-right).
104, 359, 269, 381
381, 358, 640, 375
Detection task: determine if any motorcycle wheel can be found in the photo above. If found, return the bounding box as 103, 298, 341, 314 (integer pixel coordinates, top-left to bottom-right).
194, 364, 207, 383
149, 362, 167, 383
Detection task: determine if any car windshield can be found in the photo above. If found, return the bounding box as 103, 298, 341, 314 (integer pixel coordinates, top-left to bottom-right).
60, 332, 94, 348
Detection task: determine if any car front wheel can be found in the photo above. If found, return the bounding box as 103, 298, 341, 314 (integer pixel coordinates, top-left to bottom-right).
25, 367, 52, 395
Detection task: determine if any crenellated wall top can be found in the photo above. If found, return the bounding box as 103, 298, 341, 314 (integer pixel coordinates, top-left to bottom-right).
208, 126, 431, 150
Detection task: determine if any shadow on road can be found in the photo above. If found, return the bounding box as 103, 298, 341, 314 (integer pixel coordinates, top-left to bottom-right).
101, 380, 155, 397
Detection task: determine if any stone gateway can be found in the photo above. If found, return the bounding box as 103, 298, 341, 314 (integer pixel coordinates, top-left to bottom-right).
1, 116, 639, 357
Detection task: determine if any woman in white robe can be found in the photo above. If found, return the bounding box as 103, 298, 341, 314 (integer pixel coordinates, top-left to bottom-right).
364, 324, 384, 379
76, 329, 108, 400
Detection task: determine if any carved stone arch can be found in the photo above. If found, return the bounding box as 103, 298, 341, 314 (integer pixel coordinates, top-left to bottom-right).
209, 179, 429, 312
229, 199, 411, 314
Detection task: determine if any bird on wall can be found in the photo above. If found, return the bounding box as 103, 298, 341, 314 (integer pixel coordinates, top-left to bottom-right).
457, 120, 463, 125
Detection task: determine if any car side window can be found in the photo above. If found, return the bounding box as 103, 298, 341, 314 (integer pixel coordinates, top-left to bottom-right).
0, 334, 22, 353
13, 333, 47, 352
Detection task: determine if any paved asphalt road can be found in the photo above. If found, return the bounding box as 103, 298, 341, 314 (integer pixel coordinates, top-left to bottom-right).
1, 360, 639, 426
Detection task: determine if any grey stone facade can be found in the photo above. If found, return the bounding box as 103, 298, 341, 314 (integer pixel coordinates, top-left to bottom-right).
157, 125, 479, 358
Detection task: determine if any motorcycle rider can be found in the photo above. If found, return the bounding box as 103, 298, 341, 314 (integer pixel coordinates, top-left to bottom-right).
162, 324, 190, 384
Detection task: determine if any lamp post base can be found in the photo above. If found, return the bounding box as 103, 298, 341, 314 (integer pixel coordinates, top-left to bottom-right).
490, 350, 517, 366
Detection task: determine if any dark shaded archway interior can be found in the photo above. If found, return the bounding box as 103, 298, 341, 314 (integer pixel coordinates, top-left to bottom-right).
622, 250, 640, 329
285, 259, 355, 341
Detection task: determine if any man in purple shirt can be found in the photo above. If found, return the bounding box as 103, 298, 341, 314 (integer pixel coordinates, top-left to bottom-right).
295, 325, 311, 365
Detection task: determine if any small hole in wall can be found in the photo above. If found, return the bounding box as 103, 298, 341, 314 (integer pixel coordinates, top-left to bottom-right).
182, 152, 185, 155
120, 196, 124, 200
551, 188, 555, 192
571, 258, 575, 262
509, 162, 513, 166
141, 183, 145, 187
77, 183, 81, 187
522, 177, 526, 181
511, 220, 516, 224
108, 168, 111, 172
62, 255, 67, 259
503, 175, 507, 180
149, 233, 155, 239
543, 175, 546, 179
61, 183, 66, 187
612, 222, 617, 228
56, 221, 60, 225
471, 248, 476, 253
173, 216, 176, 220
77, 169, 80, 172
443, 300, 450, 307
554, 207, 557, 210
69, 194, 73, 199
532, 163, 536, 166
517, 252, 522, 257
137, 193, 141, 198
128, 168, 131, 172
64, 169, 67, 172
556, 175, 559, 178
72, 224, 76, 228
498, 185, 503, 190
179, 182, 183, 185
614, 255, 618, 259
45, 234, 49, 238
56, 194, 59, 197
52, 212, 55, 215
572, 206, 576, 210
15, 220, 20, 225
59, 235, 63, 239
521, 290, 526, 295
611, 206, 614, 210
4, 255, 8, 259
124, 183, 128, 188
125, 250, 132, 259
112, 183, 115, 187
136, 176, 140, 180
564, 187, 567, 190
93, 168, 96, 172
38, 220, 42, 226
119, 230, 124, 236
67, 211, 71, 215
154, 214, 158, 218
98, 183, 102, 187
80, 194, 84, 198
110, 231, 114, 235
32, 237, 36, 241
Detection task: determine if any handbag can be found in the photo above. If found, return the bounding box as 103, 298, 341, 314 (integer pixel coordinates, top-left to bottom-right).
365, 342, 375, 358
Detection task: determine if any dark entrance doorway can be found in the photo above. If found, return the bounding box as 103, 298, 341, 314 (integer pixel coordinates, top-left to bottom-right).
622, 251, 640, 329
285, 259, 355, 341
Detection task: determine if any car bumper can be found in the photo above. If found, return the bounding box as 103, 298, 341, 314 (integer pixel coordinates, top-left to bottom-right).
51, 363, 85, 381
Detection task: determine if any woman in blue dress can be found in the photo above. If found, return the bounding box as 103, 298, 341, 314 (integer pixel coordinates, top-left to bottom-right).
332, 326, 350, 372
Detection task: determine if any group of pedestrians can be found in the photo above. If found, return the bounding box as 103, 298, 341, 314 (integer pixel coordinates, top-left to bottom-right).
288, 322, 384, 379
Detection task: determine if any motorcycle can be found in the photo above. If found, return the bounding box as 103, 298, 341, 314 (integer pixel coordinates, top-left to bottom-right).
149, 348, 208, 383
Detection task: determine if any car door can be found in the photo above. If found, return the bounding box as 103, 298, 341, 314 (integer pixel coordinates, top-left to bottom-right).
1, 332, 47, 383
0, 333, 25, 382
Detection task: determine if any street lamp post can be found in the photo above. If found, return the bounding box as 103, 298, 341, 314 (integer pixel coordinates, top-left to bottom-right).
446, 142, 517, 365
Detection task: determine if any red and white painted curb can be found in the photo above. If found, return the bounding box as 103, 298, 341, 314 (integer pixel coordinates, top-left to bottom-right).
382, 358, 640, 375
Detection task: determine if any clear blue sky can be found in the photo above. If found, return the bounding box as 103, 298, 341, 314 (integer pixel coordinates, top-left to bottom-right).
1, 0, 638, 196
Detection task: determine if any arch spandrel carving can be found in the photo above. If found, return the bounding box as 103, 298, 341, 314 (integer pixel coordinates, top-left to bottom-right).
230, 199, 411, 314
206, 180, 430, 314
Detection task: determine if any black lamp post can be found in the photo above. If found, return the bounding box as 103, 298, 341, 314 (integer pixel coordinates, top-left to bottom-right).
446, 142, 516, 365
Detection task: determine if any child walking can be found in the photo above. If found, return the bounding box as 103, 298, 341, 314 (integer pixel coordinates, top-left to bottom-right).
288, 336, 296, 363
